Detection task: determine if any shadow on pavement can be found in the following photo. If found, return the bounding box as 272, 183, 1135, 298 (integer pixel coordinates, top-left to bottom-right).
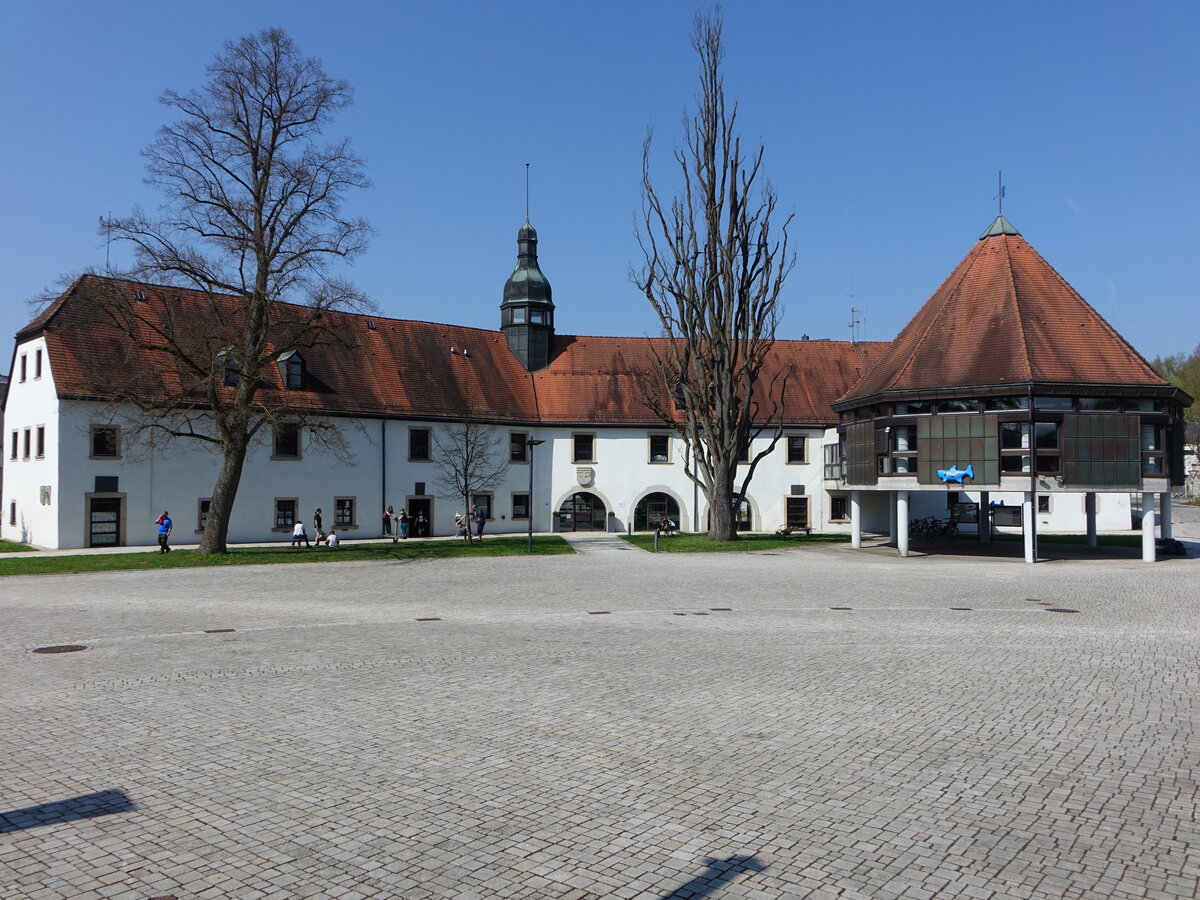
0, 789, 136, 832
658, 853, 769, 898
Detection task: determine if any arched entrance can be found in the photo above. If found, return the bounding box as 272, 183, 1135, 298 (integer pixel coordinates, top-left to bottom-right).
634, 492, 681, 531
706, 498, 755, 532
558, 492, 607, 532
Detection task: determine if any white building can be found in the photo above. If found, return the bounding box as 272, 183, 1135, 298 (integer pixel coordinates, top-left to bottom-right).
2, 218, 1190, 555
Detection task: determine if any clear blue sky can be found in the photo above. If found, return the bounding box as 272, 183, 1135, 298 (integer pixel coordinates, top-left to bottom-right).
2, 0, 1196, 365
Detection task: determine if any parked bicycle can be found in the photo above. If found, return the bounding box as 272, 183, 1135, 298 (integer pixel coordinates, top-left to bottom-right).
909, 516, 957, 539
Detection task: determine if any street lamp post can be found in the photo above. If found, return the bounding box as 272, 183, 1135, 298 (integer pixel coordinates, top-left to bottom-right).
526, 438, 545, 553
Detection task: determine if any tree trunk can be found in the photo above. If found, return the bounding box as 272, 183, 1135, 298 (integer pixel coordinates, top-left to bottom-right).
707, 477, 738, 541
198, 431, 251, 554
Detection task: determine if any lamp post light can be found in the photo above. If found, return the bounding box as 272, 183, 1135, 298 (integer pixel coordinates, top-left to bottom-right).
526, 438, 545, 553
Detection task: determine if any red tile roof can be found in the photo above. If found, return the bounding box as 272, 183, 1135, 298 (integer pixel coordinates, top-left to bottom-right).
836, 222, 1174, 407
22, 275, 881, 427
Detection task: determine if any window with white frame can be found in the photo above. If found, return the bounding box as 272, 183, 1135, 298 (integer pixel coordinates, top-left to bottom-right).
649, 434, 671, 463
409, 428, 431, 461
510, 432, 528, 463
573, 433, 595, 464
274, 498, 298, 530
273, 423, 301, 459
35, 426, 45, 459
786, 496, 810, 530
335, 497, 356, 527
91, 426, 120, 459
511, 492, 529, 519
472, 493, 493, 519
786, 435, 807, 464
197, 499, 211, 532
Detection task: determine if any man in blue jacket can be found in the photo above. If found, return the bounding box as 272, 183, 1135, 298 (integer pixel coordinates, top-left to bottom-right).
156, 512, 173, 553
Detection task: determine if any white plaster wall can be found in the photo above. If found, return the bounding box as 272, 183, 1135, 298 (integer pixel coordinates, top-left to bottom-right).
2, 338, 60, 547
539, 426, 831, 534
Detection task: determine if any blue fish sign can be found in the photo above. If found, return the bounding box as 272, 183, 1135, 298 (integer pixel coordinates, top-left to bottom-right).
937, 464, 974, 484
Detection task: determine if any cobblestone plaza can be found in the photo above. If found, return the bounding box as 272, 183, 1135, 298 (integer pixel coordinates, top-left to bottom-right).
2, 535, 1197, 899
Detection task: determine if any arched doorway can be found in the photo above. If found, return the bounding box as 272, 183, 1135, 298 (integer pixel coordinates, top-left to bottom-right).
706, 498, 754, 532
558, 492, 607, 531
634, 492, 681, 531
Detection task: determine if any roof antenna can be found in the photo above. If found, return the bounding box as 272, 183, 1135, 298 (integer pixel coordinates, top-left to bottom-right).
525, 162, 530, 221
848, 274, 865, 344
994, 170, 1006, 216
848, 306, 864, 345
100, 210, 112, 274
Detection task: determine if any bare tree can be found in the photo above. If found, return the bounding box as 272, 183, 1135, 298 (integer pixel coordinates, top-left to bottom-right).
97, 28, 371, 553
432, 421, 509, 542
634, 10, 795, 540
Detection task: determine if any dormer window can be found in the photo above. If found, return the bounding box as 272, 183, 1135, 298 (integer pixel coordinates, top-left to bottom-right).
217, 349, 240, 386
277, 350, 305, 390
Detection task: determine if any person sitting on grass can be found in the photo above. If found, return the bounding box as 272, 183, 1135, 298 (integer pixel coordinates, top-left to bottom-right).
325, 529, 339, 549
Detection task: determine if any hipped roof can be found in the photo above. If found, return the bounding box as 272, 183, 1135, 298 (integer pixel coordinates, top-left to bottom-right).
834, 218, 1178, 409
20, 275, 881, 427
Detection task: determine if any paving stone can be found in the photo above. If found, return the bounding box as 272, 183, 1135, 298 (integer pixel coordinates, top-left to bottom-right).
1, 543, 1197, 898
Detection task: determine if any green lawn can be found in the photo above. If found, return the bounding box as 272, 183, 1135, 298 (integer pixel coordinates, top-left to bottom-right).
621, 532, 851, 552
0, 540, 35, 553
0, 535, 573, 577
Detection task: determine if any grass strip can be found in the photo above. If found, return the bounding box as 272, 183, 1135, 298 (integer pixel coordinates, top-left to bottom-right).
0, 535, 573, 577
621, 532, 851, 552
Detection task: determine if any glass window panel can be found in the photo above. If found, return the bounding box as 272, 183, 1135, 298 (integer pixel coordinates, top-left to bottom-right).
1034, 396, 1073, 410
937, 399, 980, 413
984, 396, 1030, 411
1079, 398, 1122, 411
1034, 424, 1058, 449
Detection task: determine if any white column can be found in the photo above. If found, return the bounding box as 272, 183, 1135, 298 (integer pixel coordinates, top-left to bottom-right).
979, 491, 991, 544
897, 491, 909, 558
1160, 492, 1173, 540
888, 493, 898, 546
1085, 493, 1097, 548
1023, 492, 1035, 564
1142, 495, 1157, 562
850, 491, 862, 549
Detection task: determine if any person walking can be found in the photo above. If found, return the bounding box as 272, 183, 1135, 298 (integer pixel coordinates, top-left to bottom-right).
472, 503, 486, 541
313, 508, 324, 544
156, 511, 173, 553
415, 511, 428, 537
398, 510, 410, 540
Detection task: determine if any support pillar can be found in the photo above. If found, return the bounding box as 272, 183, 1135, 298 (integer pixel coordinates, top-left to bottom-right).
1085, 493, 1097, 549
979, 491, 991, 544
850, 491, 862, 549
1142, 495, 1157, 562
888, 494, 898, 546
1160, 492, 1173, 540
897, 491, 909, 558
1023, 492, 1035, 564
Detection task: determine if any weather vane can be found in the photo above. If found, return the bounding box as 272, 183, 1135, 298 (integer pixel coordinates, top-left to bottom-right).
994, 170, 1006, 216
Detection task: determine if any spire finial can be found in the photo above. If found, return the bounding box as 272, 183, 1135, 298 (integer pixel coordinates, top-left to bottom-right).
525, 162, 530, 222
994, 170, 1006, 216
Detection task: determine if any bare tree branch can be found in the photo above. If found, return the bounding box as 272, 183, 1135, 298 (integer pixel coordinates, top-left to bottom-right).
91, 28, 372, 553
633, 10, 795, 540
